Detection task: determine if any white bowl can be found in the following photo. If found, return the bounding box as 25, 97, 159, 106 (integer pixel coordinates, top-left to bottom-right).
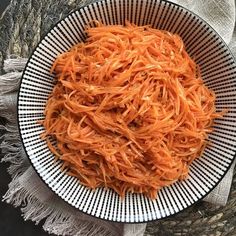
18, 0, 236, 222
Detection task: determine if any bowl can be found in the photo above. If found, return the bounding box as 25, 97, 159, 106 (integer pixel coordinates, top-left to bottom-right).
18, 0, 236, 222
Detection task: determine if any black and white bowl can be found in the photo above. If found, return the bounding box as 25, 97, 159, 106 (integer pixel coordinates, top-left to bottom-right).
18, 0, 236, 223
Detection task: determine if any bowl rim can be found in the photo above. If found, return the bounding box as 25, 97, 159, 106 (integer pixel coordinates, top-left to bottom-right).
17, 0, 236, 223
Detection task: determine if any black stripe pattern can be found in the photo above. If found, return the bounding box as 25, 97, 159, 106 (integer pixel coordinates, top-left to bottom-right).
18, 0, 236, 222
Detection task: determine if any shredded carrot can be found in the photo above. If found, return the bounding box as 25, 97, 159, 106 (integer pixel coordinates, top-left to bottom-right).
41, 22, 222, 199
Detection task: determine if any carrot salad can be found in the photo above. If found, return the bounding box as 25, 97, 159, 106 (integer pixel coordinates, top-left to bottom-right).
41, 22, 221, 199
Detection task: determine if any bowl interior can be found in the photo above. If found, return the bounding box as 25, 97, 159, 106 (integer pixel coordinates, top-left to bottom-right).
18, 0, 236, 222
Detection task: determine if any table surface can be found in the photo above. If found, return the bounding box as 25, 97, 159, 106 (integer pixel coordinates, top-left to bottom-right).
0, 0, 235, 236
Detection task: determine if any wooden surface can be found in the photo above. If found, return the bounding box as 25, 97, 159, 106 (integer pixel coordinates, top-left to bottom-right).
0, 0, 235, 235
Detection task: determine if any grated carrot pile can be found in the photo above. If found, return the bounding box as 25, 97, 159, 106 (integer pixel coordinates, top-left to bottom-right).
41, 22, 222, 199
